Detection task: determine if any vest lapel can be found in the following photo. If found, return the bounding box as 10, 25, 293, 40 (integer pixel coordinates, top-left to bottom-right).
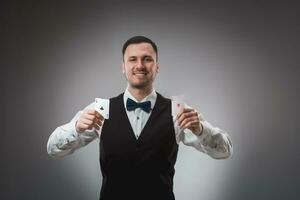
138, 92, 169, 142
118, 92, 168, 142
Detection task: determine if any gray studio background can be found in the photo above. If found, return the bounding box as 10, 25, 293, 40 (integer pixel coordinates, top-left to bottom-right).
2, 1, 300, 200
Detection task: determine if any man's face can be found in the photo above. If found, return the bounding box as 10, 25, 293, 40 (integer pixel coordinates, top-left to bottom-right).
122, 42, 159, 89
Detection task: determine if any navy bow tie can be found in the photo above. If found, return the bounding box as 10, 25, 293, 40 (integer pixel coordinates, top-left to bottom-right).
126, 98, 152, 113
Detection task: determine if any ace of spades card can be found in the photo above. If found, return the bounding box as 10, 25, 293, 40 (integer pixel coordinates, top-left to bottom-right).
94, 98, 110, 119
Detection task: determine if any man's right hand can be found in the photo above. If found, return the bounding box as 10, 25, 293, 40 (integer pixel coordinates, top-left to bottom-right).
75, 109, 104, 133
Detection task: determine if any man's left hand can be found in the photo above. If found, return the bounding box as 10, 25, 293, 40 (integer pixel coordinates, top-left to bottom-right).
176, 108, 203, 136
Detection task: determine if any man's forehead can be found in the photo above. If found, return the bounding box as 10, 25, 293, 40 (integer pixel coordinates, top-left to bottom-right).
125, 43, 155, 56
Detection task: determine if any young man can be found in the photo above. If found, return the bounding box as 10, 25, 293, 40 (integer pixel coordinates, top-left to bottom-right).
47, 36, 233, 200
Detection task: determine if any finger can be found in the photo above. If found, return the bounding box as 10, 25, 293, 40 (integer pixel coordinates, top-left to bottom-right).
94, 118, 103, 127
89, 110, 103, 121
80, 119, 100, 130
77, 122, 89, 131
177, 112, 198, 125
87, 122, 95, 129
177, 112, 194, 125
175, 109, 182, 120
94, 123, 100, 130
83, 113, 97, 121
80, 118, 94, 126
183, 119, 200, 129
85, 109, 99, 116
91, 115, 102, 124
179, 111, 197, 122
94, 119, 103, 127
86, 110, 104, 121
183, 107, 194, 112
176, 108, 195, 120
179, 116, 199, 127
94, 111, 104, 121
85, 112, 104, 122
176, 107, 187, 119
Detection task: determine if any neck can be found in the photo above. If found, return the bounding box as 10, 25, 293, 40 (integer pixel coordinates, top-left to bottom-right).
127, 85, 153, 101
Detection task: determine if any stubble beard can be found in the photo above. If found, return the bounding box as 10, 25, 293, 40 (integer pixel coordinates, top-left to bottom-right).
129, 80, 150, 89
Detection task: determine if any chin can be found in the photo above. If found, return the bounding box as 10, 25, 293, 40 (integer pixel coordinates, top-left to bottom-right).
130, 82, 150, 89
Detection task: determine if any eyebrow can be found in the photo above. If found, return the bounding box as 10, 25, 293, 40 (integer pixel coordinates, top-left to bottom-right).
128, 55, 153, 59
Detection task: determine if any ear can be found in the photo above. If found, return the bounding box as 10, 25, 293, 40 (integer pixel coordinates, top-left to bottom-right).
156, 62, 159, 73
122, 62, 125, 74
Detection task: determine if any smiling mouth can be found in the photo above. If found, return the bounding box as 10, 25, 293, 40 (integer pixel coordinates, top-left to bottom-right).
133, 72, 147, 75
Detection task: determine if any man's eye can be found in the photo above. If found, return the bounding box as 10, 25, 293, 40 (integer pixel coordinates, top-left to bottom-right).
144, 57, 153, 62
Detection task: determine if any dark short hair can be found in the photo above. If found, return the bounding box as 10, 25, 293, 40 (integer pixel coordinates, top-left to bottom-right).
122, 36, 158, 61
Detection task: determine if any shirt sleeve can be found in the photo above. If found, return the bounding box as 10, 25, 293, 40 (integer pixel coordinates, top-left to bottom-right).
47, 102, 103, 157
173, 105, 233, 159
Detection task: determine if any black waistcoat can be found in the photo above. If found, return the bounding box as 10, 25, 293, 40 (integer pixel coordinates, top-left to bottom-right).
99, 92, 179, 200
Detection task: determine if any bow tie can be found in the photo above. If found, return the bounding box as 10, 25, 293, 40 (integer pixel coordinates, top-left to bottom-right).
126, 98, 152, 113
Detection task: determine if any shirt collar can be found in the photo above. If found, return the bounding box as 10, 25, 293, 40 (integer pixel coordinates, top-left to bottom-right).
123, 87, 157, 110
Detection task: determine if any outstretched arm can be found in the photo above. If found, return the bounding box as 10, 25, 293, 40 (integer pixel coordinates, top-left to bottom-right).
174, 106, 233, 159
47, 103, 103, 157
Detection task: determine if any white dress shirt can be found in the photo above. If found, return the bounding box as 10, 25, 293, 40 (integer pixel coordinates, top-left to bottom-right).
47, 88, 233, 159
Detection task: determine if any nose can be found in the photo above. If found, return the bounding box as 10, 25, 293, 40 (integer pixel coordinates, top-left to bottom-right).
136, 59, 145, 69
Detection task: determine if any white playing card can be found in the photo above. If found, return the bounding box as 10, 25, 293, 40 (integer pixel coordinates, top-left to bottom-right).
171, 95, 186, 117
94, 98, 110, 119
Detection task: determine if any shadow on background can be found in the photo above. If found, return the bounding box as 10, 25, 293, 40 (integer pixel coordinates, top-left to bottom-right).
2, 1, 300, 200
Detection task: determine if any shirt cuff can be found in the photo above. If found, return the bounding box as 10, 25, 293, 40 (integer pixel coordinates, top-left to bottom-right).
197, 120, 213, 148
56, 122, 80, 149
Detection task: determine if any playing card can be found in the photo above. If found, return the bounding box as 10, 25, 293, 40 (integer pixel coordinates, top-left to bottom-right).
94, 98, 110, 119
171, 95, 186, 117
